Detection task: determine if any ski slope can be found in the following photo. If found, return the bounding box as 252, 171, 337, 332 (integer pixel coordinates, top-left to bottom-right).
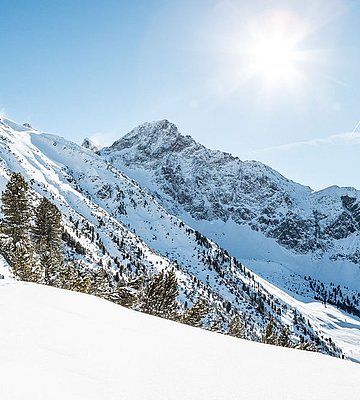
0, 116, 358, 360
0, 283, 359, 400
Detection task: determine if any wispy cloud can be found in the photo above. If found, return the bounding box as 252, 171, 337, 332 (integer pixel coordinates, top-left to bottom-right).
0, 107, 7, 118
249, 130, 360, 156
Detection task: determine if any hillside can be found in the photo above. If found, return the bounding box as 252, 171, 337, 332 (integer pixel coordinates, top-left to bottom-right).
0, 282, 359, 400
0, 116, 359, 361
100, 119, 360, 271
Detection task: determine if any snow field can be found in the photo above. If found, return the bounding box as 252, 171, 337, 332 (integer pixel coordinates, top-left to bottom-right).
0, 283, 359, 400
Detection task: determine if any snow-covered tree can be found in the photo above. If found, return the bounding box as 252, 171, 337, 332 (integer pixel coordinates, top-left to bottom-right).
277, 326, 291, 348
181, 299, 209, 327
33, 197, 64, 284
228, 314, 245, 339
262, 318, 278, 345
1, 172, 36, 281
139, 269, 179, 320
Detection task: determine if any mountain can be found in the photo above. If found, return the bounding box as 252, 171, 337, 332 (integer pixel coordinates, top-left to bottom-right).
100, 119, 360, 263
81, 137, 102, 153
0, 117, 359, 362
99, 120, 360, 301
0, 116, 288, 343
1, 282, 359, 400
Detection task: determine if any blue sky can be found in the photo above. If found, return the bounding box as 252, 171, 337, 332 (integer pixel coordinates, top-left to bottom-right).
1, 0, 360, 190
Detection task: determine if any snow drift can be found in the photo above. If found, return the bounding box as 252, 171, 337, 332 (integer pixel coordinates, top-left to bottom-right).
0, 283, 359, 400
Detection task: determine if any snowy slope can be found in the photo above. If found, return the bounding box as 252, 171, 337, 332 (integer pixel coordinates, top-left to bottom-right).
100, 119, 360, 269
0, 117, 359, 361
0, 117, 288, 344
99, 120, 360, 318
0, 282, 359, 400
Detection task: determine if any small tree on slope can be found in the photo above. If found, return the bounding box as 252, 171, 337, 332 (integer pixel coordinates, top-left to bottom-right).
33, 197, 64, 284
262, 318, 278, 345
228, 314, 245, 339
0, 172, 36, 281
181, 299, 209, 328
139, 269, 179, 320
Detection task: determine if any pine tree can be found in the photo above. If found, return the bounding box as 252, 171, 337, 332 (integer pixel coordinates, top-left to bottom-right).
277, 325, 291, 347
139, 269, 179, 320
262, 317, 278, 345
113, 283, 136, 308
1, 172, 35, 281
295, 341, 317, 352
56, 261, 92, 293
228, 314, 245, 338
33, 197, 64, 284
91, 266, 113, 298
209, 317, 223, 333
181, 299, 209, 327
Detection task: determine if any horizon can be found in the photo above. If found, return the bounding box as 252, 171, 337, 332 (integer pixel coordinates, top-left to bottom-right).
1, 0, 360, 190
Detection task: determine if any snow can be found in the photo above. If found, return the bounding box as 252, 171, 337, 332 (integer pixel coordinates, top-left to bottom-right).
1, 117, 359, 361
0, 282, 359, 400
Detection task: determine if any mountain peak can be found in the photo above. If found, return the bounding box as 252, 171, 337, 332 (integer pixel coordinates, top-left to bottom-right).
81, 137, 102, 152
124, 119, 180, 140
104, 119, 196, 158
0, 118, 36, 133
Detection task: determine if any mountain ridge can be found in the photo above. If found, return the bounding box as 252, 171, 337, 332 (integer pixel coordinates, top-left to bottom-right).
0, 117, 359, 361
100, 119, 360, 265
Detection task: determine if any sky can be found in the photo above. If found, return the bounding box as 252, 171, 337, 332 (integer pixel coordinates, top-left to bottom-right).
0, 0, 360, 191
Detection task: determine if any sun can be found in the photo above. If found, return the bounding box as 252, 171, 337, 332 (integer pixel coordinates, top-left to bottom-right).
248, 34, 299, 86
243, 11, 308, 90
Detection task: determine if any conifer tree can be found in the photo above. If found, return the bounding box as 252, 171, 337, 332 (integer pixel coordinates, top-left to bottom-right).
91, 266, 113, 298
113, 283, 136, 308
262, 317, 278, 345
55, 261, 93, 293
139, 269, 179, 320
1, 172, 35, 280
228, 314, 245, 338
181, 299, 209, 327
209, 317, 223, 333
33, 197, 64, 284
295, 341, 317, 352
277, 326, 291, 347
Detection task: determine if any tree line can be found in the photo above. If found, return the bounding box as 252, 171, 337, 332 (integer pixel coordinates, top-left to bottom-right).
0, 172, 322, 353
0, 172, 209, 328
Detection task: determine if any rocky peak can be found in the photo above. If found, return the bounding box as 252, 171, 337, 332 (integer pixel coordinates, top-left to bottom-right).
81, 137, 102, 152
100, 120, 360, 262
104, 120, 197, 158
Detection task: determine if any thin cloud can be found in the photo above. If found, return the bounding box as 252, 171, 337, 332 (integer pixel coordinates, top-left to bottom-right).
249, 131, 360, 155
0, 107, 7, 118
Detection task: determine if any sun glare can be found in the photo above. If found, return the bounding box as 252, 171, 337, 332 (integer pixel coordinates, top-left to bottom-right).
243, 11, 308, 90
249, 35, 299, 85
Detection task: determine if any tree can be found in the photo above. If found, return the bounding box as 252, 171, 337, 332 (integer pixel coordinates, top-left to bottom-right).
277, 326, 291, 347
1, 172, 35, 281
262, 317, 278, 345
295, 341, 317, 352
56, 261, 93, 293
139, 269, 179, 320
181, 299, 209, 327
91, 266, 112, 298
228, 314, 245, 339
111, 283, 136, 308
1, 173, 32, 242
33, 197, 64, 284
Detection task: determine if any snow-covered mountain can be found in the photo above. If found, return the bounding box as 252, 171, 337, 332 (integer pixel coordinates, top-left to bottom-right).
100, 120, 360, 263
1, 282, 359, 400
0, 117, 359, 361
99, 120, 360, 305
81, 137, 102, 153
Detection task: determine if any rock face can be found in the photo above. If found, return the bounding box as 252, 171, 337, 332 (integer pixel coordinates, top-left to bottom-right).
100, 119, 360, 263
81, 137, 102, 152
1, 117, 359, 360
